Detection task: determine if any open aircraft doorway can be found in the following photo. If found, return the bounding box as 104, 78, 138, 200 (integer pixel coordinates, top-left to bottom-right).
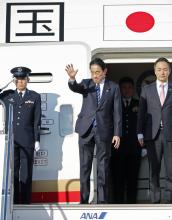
92, 50, 172, 203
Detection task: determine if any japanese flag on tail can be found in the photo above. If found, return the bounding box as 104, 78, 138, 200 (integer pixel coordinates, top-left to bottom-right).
103, 4, 172, 41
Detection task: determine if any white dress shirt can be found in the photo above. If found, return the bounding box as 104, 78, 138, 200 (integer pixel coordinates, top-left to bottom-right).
123, 97, 131, 107
97, 78, 105, 98
17, 89, 26, 97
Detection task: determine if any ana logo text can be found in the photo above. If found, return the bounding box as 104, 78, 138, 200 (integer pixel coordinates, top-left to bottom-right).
80, 212, 107, 219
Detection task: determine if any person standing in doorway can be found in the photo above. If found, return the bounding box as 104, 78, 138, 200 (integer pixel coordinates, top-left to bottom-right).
137, 57, 172, 203
65, 58, 122, 204
111, 77, 141, 204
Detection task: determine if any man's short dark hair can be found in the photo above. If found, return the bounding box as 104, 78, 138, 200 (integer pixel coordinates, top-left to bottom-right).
89, 58, 106, 70
119, 77, 134, 87
154, 57, 171, 71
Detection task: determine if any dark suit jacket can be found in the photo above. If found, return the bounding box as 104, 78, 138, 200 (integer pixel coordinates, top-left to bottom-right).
0, 89, 41, 147
68, 78, 122, 141
137, 82, 172, 141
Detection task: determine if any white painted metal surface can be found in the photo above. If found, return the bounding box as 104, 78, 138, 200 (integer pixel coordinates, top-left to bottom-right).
13, 204, 172, 220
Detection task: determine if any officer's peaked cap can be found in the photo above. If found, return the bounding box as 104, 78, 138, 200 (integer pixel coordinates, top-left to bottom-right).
10, 66, 31, 78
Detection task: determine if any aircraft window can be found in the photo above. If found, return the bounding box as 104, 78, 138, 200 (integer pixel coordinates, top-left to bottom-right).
29, 72, 53, 83
59, 104, 73, 136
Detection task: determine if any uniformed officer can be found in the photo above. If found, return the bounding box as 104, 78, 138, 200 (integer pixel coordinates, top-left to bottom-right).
0, 67, 41, 204
111, 77, 141, 204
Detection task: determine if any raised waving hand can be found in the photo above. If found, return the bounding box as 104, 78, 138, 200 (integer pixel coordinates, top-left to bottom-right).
65, 64, 78, 80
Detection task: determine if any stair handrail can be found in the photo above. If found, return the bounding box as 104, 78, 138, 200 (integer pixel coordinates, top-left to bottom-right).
1, 102, 13, 220
0, 100, 6, 135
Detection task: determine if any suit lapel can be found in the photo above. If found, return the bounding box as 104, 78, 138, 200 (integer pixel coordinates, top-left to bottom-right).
163, 83, 172, 107
89, 80, 97, 108
122, 98, 125, 109
14, 90, 20, 105
129, 99, 134, 108
21, 89, 30, 105
151, 82, 162, 107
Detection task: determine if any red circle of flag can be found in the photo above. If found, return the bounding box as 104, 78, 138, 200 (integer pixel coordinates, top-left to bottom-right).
126, 11, 155, 33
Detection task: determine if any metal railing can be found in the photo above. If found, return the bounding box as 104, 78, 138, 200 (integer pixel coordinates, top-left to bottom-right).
0, 100, 6, 220
0, 101, 13, 220
0, 100, 5, 135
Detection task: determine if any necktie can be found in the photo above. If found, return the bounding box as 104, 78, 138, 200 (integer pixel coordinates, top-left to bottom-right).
19, 92, 23, 100
96, 84, 100, 106
159, 84, 165, 106
93, 84, 101, 127
125, 99, 129, 108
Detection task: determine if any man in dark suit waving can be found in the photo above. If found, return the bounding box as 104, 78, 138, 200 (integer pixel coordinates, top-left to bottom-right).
65, 58, 122, 204
137, 57, 172, 203
0, 67, 41, 204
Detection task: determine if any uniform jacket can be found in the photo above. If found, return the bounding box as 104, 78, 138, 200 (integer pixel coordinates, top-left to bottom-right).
120, 98, 140, 155
68, 78, 122, 140
137, 82, 172, 141
122, 98, 139, 141
0, 89, 41, 147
